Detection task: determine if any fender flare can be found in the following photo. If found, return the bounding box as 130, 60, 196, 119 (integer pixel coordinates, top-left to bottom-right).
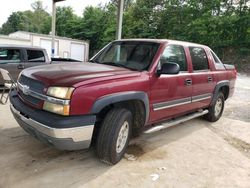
211, 80, 229, 104
91, 91, 150, 124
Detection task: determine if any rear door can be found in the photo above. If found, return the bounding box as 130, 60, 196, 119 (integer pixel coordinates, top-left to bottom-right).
0, 48, 24, 84
189, 46, 216, 109
24, 49, 47, 69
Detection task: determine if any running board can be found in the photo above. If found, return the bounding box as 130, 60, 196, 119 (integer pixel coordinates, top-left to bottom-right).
144, 110, 209, 134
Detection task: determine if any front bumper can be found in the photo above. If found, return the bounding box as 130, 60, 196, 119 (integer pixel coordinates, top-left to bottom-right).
10, 90, 96, 150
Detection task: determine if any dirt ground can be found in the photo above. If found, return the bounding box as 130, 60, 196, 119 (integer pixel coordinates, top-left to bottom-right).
0, 74, 250, 188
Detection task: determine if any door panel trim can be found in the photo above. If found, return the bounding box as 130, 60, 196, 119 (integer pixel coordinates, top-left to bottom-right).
153, 97, 191, 111
192, 93, 212, 102
153, 93, 212, 111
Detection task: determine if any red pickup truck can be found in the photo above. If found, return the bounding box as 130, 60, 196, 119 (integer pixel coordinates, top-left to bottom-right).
9, 39, 236, 165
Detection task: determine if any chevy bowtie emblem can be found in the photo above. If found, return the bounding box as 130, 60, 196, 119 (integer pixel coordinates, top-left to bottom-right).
22, 85, 30, 95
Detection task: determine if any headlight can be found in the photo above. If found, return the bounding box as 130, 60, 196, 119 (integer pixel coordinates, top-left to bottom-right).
44, 87, 74, 115
47, 87, 74, 99
43, 101, 70, 116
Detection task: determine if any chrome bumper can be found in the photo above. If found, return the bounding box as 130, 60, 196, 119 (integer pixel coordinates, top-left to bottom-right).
10, 104, 94, 150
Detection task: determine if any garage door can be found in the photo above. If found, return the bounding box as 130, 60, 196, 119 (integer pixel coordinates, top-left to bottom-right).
70, 43, 85, 61
40, 39, 58, 59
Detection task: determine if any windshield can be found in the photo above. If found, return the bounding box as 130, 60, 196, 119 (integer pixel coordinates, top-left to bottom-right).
92, 41, 160, 71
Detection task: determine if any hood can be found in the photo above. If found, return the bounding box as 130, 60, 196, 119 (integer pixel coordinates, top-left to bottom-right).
21, 62, 141, 87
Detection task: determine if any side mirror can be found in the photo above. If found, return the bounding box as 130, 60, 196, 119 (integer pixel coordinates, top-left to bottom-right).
157, 62, 180, 75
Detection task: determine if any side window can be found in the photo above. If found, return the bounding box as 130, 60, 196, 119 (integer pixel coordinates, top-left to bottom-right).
211, 50, 221, 64
27, 50, 45, 62
160, 45, 187, 71
210, 50, 225, 70
189, 47, 209, 71
0, 49, 21, 64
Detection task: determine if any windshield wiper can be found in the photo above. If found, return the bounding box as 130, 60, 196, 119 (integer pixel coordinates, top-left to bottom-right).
89, 59, 100, 64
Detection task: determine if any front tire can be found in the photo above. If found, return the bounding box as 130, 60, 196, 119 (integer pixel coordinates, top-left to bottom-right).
96, 108, 132, 165
204, 92, 225, 122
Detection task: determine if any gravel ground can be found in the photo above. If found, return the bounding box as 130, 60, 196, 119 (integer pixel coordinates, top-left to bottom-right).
0, 74, 250, 188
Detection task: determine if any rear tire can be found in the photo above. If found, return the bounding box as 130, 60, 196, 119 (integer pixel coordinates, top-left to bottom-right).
204, 92, 225, 122
96, 108, 132, 165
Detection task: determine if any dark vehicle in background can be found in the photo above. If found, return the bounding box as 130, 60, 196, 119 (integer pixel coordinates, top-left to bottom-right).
0, 45, 81, 87
0, 45, 50, 86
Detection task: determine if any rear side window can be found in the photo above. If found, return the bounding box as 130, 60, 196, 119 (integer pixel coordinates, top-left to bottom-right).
211, 51, 221, 64
189, 47, 209, 71
0, 49, 21, 64
160, 45, 187, 71
210, 50, 225, 70
27, 50, 45, 62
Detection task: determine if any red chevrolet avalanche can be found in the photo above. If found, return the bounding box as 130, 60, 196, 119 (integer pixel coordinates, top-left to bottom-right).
10, 39, 236, 164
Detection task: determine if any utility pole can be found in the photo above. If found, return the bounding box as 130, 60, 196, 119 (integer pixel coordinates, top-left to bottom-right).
116, 0, 124, 40
51, 0, 65, 58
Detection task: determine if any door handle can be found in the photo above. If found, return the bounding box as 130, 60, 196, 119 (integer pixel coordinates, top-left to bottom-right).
208, 77, 213, 83
17, 64, 24, 69
185, 79, 192, 86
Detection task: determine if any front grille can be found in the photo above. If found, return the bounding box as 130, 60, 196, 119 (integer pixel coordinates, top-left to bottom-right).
19, 75, 44, 93
18, 75, 45, 106
19, 90, 41, 106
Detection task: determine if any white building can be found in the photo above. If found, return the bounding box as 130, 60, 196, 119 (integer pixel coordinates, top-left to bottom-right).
0, 31, 89, 61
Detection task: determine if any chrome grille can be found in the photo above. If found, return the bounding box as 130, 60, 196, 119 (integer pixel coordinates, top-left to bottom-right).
19, 75, 44, 93
19, 90, 41, 105
18, 75, 45, 106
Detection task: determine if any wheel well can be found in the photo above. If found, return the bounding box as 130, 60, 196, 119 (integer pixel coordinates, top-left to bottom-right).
91, 100, 146, 144
219, 86, 229, 100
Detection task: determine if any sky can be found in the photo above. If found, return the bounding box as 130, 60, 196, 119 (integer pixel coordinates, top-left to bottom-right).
0, 0, 110, 26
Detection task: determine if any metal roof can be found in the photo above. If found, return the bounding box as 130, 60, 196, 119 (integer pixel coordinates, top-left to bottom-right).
0, 44, 45, 50
115, 38, 208, 47
10, 31, 89, 44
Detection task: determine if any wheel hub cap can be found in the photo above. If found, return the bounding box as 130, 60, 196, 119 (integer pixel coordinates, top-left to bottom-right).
116, 121, 129, 153
214, 98, 223, 117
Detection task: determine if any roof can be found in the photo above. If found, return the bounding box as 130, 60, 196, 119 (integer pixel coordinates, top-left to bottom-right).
0, 34, 30, 41
0, 44, 45, 50
115, 38, 208, 48
10, 31, 89, 44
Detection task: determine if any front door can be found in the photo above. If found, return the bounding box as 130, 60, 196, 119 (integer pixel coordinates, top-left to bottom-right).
0, 48, 24, 85
149, 44, 193, 123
